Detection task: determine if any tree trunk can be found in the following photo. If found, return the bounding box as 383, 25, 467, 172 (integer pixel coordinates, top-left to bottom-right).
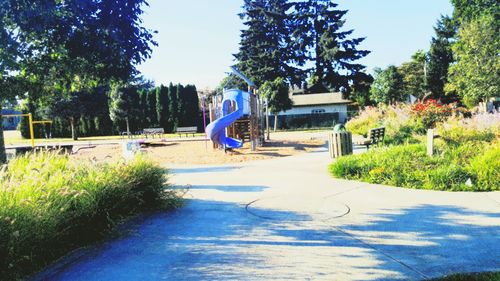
0, 103, 7, 164
125, 117, 130, 135
273, 114, 278, 132
70, 117, 78, 141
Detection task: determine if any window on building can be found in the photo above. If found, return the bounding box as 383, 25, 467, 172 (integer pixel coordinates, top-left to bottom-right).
311, 109, 326, 114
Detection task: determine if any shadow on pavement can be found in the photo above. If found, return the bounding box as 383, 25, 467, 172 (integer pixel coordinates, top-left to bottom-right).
170, 166, 240, 174
32, 200, 500, 281
178, 185, 269, 193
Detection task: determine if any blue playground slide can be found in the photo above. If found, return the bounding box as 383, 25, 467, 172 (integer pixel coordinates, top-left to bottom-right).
205, 89, 245, 149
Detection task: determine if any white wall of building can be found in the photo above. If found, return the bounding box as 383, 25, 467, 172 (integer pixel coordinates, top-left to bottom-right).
279, 104, 348, 123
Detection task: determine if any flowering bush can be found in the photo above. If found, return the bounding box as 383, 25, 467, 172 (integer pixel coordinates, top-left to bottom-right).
412, 99, 453, 130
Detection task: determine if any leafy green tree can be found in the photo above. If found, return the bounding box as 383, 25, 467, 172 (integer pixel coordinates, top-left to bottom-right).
48, 92, 91, 140
398, 50, 429, 100
109, 85, 141, 135
0, 0, 156, 160
216, 76, 248, 93
260, 77, 293, 131
370, 66, 405, 105
292, 0, 370, 92
451, 0, 499, 23
427, 16, 458, 101
445, 14, 499, 107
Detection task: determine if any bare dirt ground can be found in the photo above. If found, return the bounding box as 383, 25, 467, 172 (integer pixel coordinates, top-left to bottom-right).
71, 131, 328, 165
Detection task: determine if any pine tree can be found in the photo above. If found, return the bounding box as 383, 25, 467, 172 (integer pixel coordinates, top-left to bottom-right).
427, 16, 458, 102
235, 0, 301, 87
291, 0, 370, 92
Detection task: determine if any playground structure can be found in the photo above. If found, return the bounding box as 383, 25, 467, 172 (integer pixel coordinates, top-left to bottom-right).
1, 113, 52, 148
206, 67, 266, 151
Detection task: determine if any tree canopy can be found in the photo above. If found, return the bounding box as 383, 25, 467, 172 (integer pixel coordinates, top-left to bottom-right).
427, 15, 458, 101
370, 66, 405, 105
235, 0, 300, 87
292, 0, 370, 92
445, 14, 500, 107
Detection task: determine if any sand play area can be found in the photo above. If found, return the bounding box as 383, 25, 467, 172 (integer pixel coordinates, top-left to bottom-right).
71, 131, 327, 165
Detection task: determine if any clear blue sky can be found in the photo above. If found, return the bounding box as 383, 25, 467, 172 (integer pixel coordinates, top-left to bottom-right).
137, 0, 454, 90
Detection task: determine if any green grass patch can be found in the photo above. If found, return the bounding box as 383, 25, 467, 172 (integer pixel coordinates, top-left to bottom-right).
329, 142, 499, 191
429, 271, 500, 281
0, 152, 182, 280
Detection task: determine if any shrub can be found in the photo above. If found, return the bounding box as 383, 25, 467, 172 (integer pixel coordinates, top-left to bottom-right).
329, 143, 498, 191
469, 144, 500, 190
0, 152, 181, 280
411, 99, 453, 130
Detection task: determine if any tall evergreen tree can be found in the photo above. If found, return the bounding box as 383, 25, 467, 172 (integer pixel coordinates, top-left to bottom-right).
156, 85, 169, 131
176, 84, 187, 126
291, 0, 370, 92
138, 89, 149, 128
146, 88, 158, 127
168, 83, 178, 130
184, 85, 200, 127
235, 0, 301, 87
427, 16, 458, 101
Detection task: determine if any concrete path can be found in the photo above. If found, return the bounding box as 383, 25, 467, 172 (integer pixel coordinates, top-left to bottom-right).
34, 145, 500, 280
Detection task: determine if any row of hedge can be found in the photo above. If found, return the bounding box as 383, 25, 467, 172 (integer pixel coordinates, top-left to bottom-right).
0, 153, 181, 280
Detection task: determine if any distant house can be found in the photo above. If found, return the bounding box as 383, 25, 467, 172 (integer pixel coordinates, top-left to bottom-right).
2, 109, 21, 130
280, 92, 352, 123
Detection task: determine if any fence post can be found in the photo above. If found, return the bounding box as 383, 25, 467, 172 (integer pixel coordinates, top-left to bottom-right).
427, 129, 434, 156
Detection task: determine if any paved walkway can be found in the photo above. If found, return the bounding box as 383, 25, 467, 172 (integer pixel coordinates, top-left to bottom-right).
34, 146, 500, 280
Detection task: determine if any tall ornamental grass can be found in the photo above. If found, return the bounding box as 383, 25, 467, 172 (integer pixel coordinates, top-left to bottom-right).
336, 110, 499, 191
0, 152, 181, 280
329, 142, 499, 191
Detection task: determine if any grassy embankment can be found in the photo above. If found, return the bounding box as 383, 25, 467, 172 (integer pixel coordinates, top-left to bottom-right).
0, 152, 181, 280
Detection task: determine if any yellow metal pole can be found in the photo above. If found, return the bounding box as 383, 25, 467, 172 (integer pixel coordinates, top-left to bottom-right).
28, 113, 35, 148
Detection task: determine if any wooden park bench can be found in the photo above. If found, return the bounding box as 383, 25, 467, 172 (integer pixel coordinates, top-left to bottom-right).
355, 127, 385, 149
176, 126, 197, 137
142, 128, 164, 139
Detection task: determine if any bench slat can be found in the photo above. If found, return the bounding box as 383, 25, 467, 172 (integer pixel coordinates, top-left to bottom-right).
176, 126, 197, 132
